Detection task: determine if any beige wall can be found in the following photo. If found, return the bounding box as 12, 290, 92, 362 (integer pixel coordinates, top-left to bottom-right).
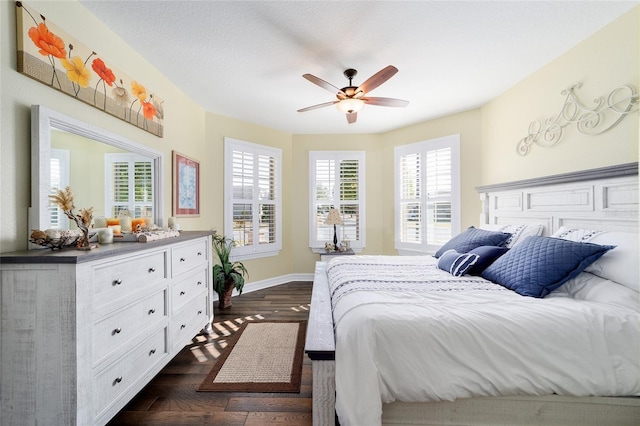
481, 7, 639, 185
2, 2, 638, 282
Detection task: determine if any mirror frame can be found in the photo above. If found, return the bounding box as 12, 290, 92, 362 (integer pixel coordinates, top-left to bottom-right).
30, 105, 164, 241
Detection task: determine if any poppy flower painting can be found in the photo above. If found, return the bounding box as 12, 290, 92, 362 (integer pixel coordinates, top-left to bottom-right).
15, 2, 164, 137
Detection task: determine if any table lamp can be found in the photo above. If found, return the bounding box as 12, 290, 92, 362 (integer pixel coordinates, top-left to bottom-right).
324, 208, 344, 251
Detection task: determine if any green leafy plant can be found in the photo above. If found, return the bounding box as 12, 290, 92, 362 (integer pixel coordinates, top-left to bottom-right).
212, 235, 248, 308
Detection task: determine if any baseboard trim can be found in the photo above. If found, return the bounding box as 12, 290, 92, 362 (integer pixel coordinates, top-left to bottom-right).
213, 273, 314, 300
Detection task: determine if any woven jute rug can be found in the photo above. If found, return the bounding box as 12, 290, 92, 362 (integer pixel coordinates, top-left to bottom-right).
197, 320, 307, 393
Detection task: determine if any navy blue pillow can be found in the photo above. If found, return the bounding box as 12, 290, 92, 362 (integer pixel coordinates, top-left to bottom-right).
466, 245, 510, 275
481, 235, 615, 298
437, 249, 479, 276
434, 226, 512, 258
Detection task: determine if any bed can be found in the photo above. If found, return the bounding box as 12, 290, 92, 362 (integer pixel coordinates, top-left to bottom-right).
305, 163, 640, 426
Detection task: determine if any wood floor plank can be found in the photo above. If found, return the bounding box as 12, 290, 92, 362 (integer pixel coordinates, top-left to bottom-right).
107, 281, 313, 426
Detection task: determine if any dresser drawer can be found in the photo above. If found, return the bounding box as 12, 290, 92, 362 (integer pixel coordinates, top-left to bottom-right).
93, 289, 167, 364
93, 326, 168, 418
93, 251, 167, 306
171, 239, 208, 277
170, 294, 209, 350
171, 267, 208, 314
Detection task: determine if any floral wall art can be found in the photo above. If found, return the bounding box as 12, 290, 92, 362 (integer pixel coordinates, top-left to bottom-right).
15, 1, 164, 137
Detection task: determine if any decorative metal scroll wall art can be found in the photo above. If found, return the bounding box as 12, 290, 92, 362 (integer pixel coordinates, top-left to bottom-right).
517, 83, 638, 156
15, 2, 164, 137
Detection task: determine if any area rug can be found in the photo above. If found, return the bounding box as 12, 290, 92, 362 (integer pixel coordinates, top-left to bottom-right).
197, 320, 307, 393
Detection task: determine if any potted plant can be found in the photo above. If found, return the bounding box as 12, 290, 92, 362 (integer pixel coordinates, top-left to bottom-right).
212, 234, 248, 309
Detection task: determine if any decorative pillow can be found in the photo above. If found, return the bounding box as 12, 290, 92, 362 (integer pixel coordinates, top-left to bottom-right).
481, 235, 615, 298
434, 226, 511, 258
479, 223, 544, 248
466, 245, 510, 275
437, 249, 479, 276
552, 228, 638, 292
551, 226, 605, 242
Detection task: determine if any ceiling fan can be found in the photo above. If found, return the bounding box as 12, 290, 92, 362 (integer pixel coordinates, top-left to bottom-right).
297, 65, 409, 124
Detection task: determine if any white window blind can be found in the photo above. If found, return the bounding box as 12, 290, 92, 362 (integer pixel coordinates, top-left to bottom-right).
50, 149, 70, 229
395, 135, 460, 254
105, 154, 154, 218
225, 138, 282, 260
309, 151, 365, 251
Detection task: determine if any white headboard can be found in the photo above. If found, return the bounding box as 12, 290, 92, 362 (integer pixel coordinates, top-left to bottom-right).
476, 163, 638, 235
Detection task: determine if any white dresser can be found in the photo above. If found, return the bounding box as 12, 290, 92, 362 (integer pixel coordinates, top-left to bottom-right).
0, 231, 214, 426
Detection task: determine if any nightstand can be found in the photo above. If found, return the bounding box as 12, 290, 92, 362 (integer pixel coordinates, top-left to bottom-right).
320, 249, 355, 261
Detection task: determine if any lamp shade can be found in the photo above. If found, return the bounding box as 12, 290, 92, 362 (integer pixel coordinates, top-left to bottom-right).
324, 208, 344, 225
336, 98, 365, 114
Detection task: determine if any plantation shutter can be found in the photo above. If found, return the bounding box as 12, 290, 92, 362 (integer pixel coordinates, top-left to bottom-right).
399, 152, 421, 244
425, 147, 452, 245
395, 135, 460, 254
309, 151, 365, 251
49, 149, 70, 229
105, 154, 154, 218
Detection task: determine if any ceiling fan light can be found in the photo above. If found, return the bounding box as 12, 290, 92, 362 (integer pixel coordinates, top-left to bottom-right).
336, 98, 365, 114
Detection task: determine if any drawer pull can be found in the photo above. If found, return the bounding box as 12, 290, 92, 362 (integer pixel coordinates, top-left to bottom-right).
113, 376, 123, 385
180, 291, 186, 296
180, 324, 186, 329
198, 310, 203, 315
180, 257, 186, 262
112, 327, 122, 335
148, 267, 156, 273
148, 308, 156, 315
149, 348, 156, 355
197, 281, 202, 286
197, 252, 202, 256
112, 279, 123, 286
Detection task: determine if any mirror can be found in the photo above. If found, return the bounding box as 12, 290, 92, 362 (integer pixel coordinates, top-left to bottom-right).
30, 105, 164, 240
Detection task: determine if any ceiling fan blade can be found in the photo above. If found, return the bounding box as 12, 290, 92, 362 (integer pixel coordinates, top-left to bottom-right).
303, 74, 346, 97
346, 112, 357, 124
362, 97, 409, 107
297, 101, 338, 113
355, 65, 398, 96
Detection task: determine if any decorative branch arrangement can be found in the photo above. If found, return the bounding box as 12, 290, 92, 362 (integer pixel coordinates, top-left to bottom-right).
516, 83, 639, 156
49, 186, 94, 250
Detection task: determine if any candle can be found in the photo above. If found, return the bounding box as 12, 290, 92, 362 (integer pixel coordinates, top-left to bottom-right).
108, 225, 122, 235
106, 218, 119, 226
119, 216, 132, 233
94, 216, 107, 228
168, 217, 176, 230
98, 228, 114, 244
131, 218, 146, 232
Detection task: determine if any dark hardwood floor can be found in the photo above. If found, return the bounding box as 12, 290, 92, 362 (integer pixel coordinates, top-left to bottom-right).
108, 281, 314, 426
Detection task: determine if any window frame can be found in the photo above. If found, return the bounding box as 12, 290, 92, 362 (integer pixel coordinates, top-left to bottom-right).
224, 137, 282, 261
309, 150, 366, 253
394, 134, 461, 255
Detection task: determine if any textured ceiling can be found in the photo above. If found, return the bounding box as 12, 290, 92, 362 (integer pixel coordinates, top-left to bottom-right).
79, 1, 638, 134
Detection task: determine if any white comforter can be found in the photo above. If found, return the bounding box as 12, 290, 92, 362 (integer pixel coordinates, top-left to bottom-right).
328, 256, 640, 426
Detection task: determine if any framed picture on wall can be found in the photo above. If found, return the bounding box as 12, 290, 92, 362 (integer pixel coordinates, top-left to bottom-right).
172, 151, 200, 217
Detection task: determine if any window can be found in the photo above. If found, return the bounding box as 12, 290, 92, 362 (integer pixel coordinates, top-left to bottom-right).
394, 134, 460, 254
309, 151, 365, 252
50, 149, 70, 229
105, 153, 154, 218
224, 138, 282, 260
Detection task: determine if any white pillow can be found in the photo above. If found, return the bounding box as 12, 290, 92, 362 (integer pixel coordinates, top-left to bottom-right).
479, 223, 544, 248
551, 272, 640, 312
552, 227, 639, 293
